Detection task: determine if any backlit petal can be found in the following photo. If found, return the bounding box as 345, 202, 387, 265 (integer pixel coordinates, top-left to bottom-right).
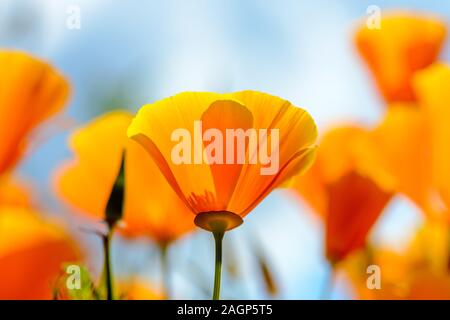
355, 13, 446, 103
0, 176, 31, 208
128, 91, 318, 220
227, 91, 318, 216
292, 127, 391, 262
0, 51, 69, 174
56, 111, 195, 244
199, 99, 253, 211
354, 105, 440, 218
414, 63, 450, 215
326, 172, 391, 262
55, 111, 129, 221
0, 208, 79, 299
128, 92, 222, 211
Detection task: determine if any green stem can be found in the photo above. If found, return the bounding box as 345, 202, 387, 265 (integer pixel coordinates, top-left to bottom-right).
212, 231, 224, 300
102, 230, 114, 300
160, 244, 171, 299
320, 265, 335, 300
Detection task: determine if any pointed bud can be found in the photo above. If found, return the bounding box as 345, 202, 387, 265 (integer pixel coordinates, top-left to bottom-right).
105, 151, 125, 228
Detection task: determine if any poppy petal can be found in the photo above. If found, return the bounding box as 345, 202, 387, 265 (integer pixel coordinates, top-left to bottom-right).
355, 13, 446, 103
0, 51, 69, 174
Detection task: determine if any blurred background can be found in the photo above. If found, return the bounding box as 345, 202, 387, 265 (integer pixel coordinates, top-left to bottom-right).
1, 0, 449, 299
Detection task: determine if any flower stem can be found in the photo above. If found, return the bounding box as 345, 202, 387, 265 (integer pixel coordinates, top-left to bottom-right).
160, 244, 171, 299
212, 231, 224, 300
320, 265, 335, 300
102, 230, 114, 300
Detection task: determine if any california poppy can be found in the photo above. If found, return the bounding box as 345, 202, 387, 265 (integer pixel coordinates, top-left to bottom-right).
353, 104, 444, 221
343, 221, 450, 300
292, 127, 391, 263
0, 51, 74, 298
56, 111, 195, 245
414, 63, 450, 219
343, 248, 408, 299
353, 13, 449, 222
121, 280, 165, 300
0, 50, 69, 176
55, 111, 196, 297
0, 176, 31, 208
0, 207, 79, 299
127, 91, 317, 299
55, 271, 165, 300
355, 13, 446, 103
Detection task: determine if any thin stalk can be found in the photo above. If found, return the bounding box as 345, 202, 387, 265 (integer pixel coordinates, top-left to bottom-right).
212, 231, 224, 300
320, 265, 335, 300
160, 244, 171, 299
102, 230, 114, 300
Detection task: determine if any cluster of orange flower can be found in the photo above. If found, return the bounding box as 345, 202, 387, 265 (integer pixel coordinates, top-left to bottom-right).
292, 12, 450, 299
0, 50, 317, 299
0, 11, 449, 300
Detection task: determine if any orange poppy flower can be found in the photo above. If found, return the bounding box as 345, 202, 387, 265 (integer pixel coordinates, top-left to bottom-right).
121, 280, 165, 300
55, 111, 195, 246
0, 50, 69, 176
408, 273, 450, 300
343, 221, 450, 300
414, 63, 450, 218
344, 250, 446, 300
353, 104, 444, 220
55, 275, 165, 300
292, 127, 391, 263
128, 91, 317, 299
0, 176, 31, 208
355, 13, 446, 103
0, 207, 80, 299
127, 91, 317, 232
343, 249, 408, 299
347, 262, 450, 300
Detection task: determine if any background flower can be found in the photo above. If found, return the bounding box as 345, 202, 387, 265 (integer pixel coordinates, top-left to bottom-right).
0, 50, 69, 176
414, 63, 450, 217
55, 111, 195, 246
0, 207, 79, 299
354, 13, 446, 103
343, 221, 450, 299
291, 127, 391, 263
